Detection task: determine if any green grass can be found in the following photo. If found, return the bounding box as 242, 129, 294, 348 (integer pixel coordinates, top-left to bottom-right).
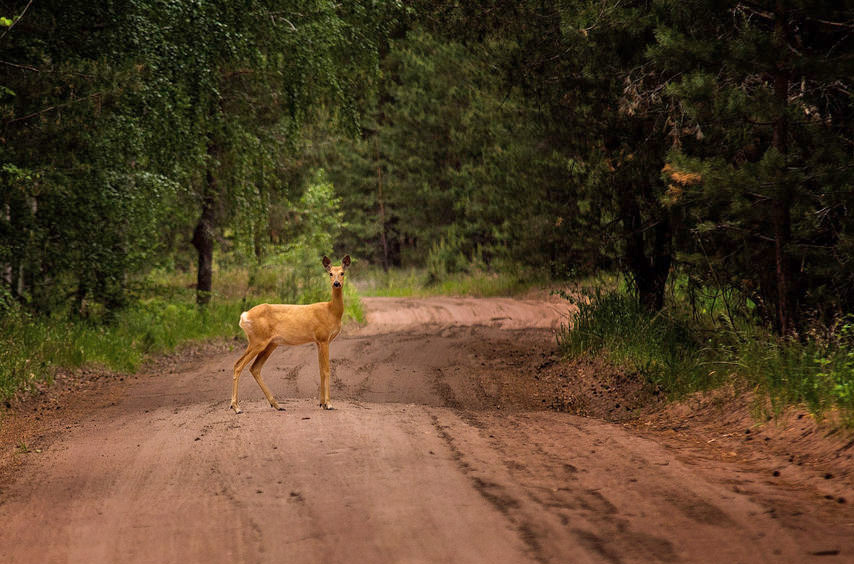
0, 299, 246, 401
556, 290, 715, 395
735, 326, 854, 419
354, 266, 544, 298
556, 289, 854, 424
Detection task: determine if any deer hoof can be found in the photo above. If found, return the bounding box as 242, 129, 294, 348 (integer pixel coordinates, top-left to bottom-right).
230, 403, 243, 414
271, 403, 285, 411
320, 402, 334, 411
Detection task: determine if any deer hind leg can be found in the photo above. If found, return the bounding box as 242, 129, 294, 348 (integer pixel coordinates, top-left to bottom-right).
250, 342, 283, 411
231, 343, 265, 413
317, 341, 332, 410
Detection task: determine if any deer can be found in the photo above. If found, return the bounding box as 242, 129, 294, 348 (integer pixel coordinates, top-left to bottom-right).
230, 255, 351, 413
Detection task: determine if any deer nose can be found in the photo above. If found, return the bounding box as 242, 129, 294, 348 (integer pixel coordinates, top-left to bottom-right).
333, 281, 341, 287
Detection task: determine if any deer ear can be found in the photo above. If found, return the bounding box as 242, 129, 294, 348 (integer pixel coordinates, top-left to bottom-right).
322, 256, 332, 272
341, 255, 351, 270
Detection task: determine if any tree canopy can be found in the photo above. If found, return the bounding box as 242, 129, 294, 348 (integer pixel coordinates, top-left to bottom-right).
2, 0, 852, 335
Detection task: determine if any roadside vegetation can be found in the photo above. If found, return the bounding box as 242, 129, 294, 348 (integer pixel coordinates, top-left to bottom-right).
0, 172, 364, 402
557, 284, 854, 425
353, 265, 543, 299
1, 3, 852, 423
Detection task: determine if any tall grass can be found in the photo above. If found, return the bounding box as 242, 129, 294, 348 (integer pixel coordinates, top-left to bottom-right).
556, 290, 716, 395
355, 265, 543, 298
736, 324, 854, 418
0, 300, 244, 400
556, 289, 854, 423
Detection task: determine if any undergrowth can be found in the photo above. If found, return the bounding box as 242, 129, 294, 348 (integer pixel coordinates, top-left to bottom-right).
556, 289, 715, 395
556, 289, 854, 424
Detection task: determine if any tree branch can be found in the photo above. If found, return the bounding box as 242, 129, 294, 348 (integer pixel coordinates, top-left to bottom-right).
0, 0, 34, 41
807, 17, 854, 30
5, 91, 104, 124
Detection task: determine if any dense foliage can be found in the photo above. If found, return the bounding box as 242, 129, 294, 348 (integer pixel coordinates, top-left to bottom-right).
1, 0, 387, 312
395, 1, 853, 334
652, 0, 854, 333
1, 2, 852, 339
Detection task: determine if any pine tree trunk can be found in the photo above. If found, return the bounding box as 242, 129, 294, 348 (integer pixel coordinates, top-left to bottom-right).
192, 198, 215, 306
771, 195, 794, 335
192, 144, 218, 307
2, 202, 11, 292
374, 137, 390, 272
620, 186, 672, 312
648, 216, 673, 311
634, 220, 672, 312
771, 1, 797, 335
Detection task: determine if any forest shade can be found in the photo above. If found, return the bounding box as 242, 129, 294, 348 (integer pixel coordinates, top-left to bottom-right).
1, 1, 852, 336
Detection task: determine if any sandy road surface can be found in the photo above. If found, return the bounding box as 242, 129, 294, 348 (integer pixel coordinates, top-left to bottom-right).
1, 296, 853, 563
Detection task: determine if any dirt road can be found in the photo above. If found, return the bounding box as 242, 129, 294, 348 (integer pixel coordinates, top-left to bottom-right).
1, 296, 853, 563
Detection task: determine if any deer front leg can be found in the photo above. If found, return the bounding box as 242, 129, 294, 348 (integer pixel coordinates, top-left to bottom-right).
317, 341, 332, 410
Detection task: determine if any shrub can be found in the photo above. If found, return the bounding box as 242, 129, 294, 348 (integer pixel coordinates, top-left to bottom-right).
557, 289, 854, 422
556, 289, 712, 395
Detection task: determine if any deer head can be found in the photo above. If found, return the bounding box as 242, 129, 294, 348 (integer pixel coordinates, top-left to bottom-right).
322, 255, 351, 289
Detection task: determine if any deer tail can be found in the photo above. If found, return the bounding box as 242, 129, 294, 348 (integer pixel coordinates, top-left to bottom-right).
239, 311, 251, 331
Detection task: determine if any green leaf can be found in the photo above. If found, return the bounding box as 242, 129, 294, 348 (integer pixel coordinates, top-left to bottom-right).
0, 16, 13, 27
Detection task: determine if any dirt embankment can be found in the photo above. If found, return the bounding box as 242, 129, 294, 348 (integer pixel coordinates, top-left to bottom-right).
1, 295, 853, 563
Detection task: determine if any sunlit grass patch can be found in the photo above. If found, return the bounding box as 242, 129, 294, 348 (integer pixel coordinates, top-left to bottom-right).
355, 266, 545, 298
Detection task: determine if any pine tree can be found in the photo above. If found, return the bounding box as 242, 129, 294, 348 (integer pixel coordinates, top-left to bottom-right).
651, 0, 854, 332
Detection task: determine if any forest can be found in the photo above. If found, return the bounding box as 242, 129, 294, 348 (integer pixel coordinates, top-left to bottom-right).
1, 1, 853, 418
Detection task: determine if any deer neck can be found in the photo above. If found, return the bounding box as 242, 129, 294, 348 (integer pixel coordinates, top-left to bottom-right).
329, 286, 344, 319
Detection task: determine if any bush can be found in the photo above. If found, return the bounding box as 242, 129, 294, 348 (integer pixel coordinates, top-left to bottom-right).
557, 289, 854, 422
737, 318, 854, 418
556, 290, 712, 395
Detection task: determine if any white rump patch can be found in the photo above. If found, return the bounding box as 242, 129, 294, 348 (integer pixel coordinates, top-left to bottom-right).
239, 311, 251, 329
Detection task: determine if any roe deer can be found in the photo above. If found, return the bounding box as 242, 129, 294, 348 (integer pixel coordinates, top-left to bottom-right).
231, 255, 350, 413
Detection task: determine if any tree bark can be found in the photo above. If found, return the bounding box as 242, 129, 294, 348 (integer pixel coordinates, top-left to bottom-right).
2, 202, 11, 292
771, 193, 795, 334
192, 198, 215, 306
374, 136, 390, 272
620, 184, 672, 312
192, 143, 218, 307
771, 1, 797, 335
